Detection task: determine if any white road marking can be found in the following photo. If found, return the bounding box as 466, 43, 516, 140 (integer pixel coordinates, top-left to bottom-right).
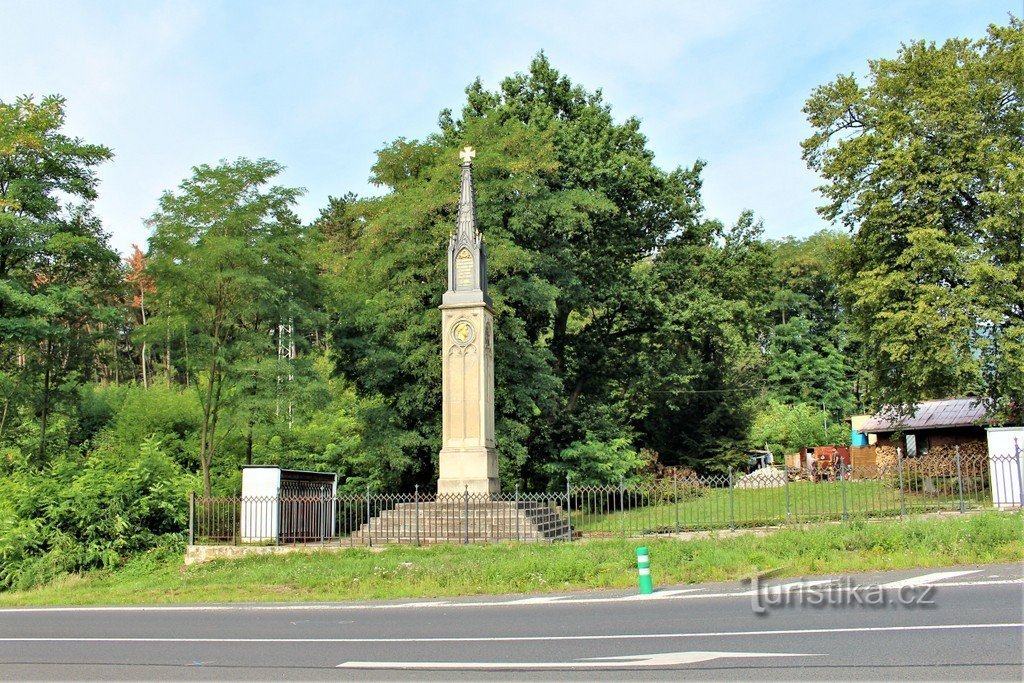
878, 570, 981, 589
734, 579, 833, 597
337, 650, 821, 669
0, 573, 1017, 614
504, 596, 569, 605
0, 622, 1019, 644
614, 589, 700, 601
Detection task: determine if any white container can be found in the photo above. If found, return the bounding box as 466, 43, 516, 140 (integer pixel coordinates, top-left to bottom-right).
985, 427, 1024, 509
240, 466, 338, 542
241, 466, 282, 542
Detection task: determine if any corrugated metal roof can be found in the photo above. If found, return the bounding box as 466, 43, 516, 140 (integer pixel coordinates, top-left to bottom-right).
859, 398, 987, 433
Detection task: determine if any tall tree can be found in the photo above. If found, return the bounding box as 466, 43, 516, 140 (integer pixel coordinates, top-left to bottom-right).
326, 55, 707, 487
0, 95, 119, 460
763, 231, 857, 416
803, 18, 1023, 421
145, 158, 316, 496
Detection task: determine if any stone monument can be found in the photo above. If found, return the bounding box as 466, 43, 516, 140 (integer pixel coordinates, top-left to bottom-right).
437, 147, 499, 494
348, 148, 570, 543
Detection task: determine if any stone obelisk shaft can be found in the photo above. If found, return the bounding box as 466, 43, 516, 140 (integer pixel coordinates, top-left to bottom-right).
437, 147, 498, 494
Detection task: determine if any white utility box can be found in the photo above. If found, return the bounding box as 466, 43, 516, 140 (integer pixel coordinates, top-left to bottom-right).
240, 466, 338, 542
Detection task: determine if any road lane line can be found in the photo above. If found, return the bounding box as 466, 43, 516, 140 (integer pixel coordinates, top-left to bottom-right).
878, 570, 981, 589
734, 579, 833, 597
337, 650, 821, 669
0, 622, 1019, 644
0, 576, 1017, 614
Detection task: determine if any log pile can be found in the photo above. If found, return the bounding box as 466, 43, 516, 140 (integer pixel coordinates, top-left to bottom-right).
875, 442, 988, 477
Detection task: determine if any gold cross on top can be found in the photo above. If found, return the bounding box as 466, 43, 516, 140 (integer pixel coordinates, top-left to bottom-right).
459, 146, 476, 163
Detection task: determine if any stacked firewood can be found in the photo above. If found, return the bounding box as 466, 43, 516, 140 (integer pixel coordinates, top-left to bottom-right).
875, 442, 988, 477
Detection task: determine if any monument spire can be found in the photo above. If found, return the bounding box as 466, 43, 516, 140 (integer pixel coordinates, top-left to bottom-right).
444, 146, 490, 306
456, 146, 478, 244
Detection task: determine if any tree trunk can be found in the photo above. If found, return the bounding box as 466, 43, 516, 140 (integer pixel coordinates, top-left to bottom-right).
246, 421, 253, 465
140, 288, 149, 389
165, 327, 171, 388
38, 340, 52, 464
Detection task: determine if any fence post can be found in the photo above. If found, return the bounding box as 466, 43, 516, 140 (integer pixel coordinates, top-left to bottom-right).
619, 474, 626, 538
188, 490, 195, 546
275, 487, 280, 546
515, 483, 521, 542
673, 469, 680, 531
728, 466, 735, 531
566, 477, 573, 542
464, 485, 470, 545
955, 445, 965, 513
784, 471, 791, 524
414, 484, 420, 547
841, 464, 848, 522
897, 447, 906, 518
1015, 441, 1023, 509
366, 484, 372, 548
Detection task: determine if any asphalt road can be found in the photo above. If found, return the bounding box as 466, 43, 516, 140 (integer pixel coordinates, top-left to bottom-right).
0, 562, 1021, 680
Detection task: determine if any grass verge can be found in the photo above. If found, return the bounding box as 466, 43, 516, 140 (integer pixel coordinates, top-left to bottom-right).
0, 512, 1020, 607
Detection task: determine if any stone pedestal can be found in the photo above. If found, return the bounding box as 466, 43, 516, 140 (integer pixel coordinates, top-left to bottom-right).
437, 303, 498, 494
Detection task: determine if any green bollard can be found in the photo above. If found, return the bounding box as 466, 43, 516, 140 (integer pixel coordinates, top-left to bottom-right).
636, 546, 653, 594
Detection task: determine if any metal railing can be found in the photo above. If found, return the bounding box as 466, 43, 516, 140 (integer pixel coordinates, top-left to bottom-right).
189, 451, 1024, 546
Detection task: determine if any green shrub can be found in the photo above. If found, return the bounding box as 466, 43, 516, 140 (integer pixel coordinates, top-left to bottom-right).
0, 437, 198, 591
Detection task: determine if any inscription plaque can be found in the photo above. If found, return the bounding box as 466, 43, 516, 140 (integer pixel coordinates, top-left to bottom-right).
456, 248, 473, 289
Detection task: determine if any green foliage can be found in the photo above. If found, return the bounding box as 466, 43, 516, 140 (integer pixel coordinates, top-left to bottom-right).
748, 399, 849, 454
0, 94, 121, 462
763, 231, 858, 417
145, 157, 319, 494
100, 384, 202, 470
324, 54, 766, 486
546, 436, 648, 487
803, 18, 1024, 420
0, 437, 197, 591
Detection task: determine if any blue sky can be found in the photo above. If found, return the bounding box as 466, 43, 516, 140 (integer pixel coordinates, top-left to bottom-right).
3, 0, 1017, 255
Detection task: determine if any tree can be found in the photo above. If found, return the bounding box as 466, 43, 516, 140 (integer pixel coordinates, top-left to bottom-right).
803, 18, 1024, 421
0, 95, 120, 461
764, 231, 858, 417
637, 211, 773, 472
325, 54, 708, 487
125, 245, 155, 388
145, 158, 317, 496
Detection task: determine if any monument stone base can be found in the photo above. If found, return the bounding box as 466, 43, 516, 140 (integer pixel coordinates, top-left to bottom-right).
436, 446, 499, 494
352, 499, 570, 544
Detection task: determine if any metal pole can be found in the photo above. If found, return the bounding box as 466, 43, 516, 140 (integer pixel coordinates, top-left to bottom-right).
275, 487, 280, 546
566, 477, 573, 542
188, 490, 195, 546
464, 485, 470, 545
728, 467, 735, 531
414, 484, 420, 547
619, 475, 626, 538
1015, 443, 1023, 509
897, 447, 906, 518
841, 462, 848, 522
515, 483, 521, 542
366, 484, 372, 548
955, 445, 965, 513
673, 469, 679, 531
785, 470, 791, 524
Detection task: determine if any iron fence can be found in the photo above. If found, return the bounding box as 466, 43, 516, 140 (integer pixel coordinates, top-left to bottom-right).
189, 450, 1024, 546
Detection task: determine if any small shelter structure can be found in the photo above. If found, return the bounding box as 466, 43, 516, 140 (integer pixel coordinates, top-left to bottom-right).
857, 398, 988, 456
240, 466, 337, 543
